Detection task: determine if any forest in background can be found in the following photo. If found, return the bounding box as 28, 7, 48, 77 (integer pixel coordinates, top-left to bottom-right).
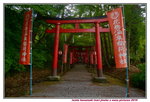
5, 4, 146, 96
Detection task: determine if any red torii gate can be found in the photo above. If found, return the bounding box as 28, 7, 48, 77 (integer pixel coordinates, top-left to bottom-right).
69, 46, 93, 64
45, 16, 110, 80
20, 7, 129, 96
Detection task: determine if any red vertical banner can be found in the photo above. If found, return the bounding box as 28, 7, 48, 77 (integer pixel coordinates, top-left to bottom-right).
19, 10, 32, 65
63, 44, 68, 63
107, 8, 127, 68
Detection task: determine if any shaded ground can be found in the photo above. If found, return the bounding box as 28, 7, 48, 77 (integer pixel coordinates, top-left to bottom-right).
103, 65, 140, 81
5, 68, 51, 97
29, 64, 145, 98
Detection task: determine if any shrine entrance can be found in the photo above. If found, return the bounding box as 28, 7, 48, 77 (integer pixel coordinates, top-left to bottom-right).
44, 16, 110, 81
19, 7, 129, 96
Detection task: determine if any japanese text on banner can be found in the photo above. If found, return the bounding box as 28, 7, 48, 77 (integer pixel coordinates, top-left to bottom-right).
19, 10, 32, 65
107, 8, 127, 68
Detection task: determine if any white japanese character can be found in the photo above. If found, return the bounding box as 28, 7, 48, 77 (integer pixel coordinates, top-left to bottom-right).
22, 52, 27, 56
117, 41, 125, 46
24, 37, 27, 41
111, 11, 119, 19
113, 19, 120, 25
119, 53, 127, 58
114, 25, 121, 31
21, 57, 26, 62
116, 35, 122, 40
118, 47, 126, 52
22, 46, 27, 51
114, 30, 123, 36
116, 30, 123, 34
119, 59, 127, 64
23, 41, 27, 46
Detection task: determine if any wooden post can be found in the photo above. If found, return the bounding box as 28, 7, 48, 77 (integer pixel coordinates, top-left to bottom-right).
52, 23, 60, 76
95, 23, 103, 77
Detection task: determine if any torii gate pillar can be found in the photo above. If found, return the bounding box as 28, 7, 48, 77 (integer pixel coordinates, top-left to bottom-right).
94, 23, 107, 82
48, 23, 60, 80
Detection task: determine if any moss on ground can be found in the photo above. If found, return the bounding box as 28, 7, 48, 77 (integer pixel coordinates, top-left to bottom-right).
92, 75, 125, 86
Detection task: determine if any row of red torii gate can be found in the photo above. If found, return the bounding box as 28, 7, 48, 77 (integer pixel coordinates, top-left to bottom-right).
59, 45, 103, 76
19, 7, 128, 81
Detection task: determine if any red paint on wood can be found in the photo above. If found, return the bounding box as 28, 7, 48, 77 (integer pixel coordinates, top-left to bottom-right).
70, 52, 73, 64
95, 23, 102, 69
45, 27, 110, 33
75, 23, 80, 29
63, 44, 68, 63
52, 24, 60, 69
90, 53, 94, 64
46, 18, 108, 24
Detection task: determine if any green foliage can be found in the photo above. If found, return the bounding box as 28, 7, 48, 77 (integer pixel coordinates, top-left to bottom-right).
131, 63, 145, 90
5, 7, 26, 75
72, 33, 95, 46
124, 5, 146, 64
5, 5, 55, 75
32, 49, 51, 68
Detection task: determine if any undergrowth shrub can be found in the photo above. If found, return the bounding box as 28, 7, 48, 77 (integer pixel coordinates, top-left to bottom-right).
131, 63, 145, 90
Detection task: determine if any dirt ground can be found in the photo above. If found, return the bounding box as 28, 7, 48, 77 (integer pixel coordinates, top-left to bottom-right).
5, 68, 51, 97
5, 64, 145, 98
29, 64, 145, 98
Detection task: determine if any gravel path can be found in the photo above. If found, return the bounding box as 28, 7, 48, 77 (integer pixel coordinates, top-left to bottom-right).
31, 64, 145, 98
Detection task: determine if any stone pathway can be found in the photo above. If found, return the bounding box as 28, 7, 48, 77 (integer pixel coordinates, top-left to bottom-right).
31, 64, 145, 98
